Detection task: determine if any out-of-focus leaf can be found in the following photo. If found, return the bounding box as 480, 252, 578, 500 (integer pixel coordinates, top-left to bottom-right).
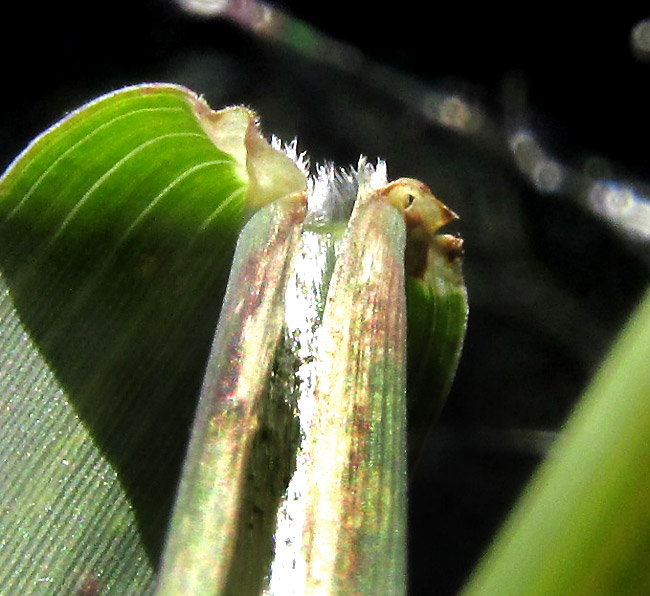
0, 83, 306, 595
460, 285, 650, 596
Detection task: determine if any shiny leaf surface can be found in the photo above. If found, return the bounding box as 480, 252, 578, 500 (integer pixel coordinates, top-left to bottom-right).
0, 83, 305, 595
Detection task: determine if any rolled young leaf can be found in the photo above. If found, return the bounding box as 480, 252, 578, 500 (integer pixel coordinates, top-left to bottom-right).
298, 169, 411, 595
155, 191, 307, 596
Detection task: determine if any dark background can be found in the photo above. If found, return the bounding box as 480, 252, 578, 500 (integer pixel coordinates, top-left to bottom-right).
3, 2, 650, 594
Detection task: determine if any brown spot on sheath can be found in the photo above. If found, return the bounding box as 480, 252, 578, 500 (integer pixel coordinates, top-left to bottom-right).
437, 234, 464, 263
218, 193, 307, 421
406, 233, 465, 280
404, 235, 429, 278
76, 575, 101, 596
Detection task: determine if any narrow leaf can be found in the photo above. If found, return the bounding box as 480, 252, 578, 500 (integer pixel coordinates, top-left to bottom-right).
402, 184, 468, 464
154, 192, 307, 596
299, 175, 410, 595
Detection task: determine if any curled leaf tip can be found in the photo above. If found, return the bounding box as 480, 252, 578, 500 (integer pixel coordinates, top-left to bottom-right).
191, 96, 308, 215
361, 176, 461, 281
436, 233, 465, 263
380, 177, 459, 235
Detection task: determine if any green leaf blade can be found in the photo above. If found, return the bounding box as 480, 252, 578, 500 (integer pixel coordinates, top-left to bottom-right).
0, 279, 157, 595
0, 84, 307, 595
1, 85, 245, 249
